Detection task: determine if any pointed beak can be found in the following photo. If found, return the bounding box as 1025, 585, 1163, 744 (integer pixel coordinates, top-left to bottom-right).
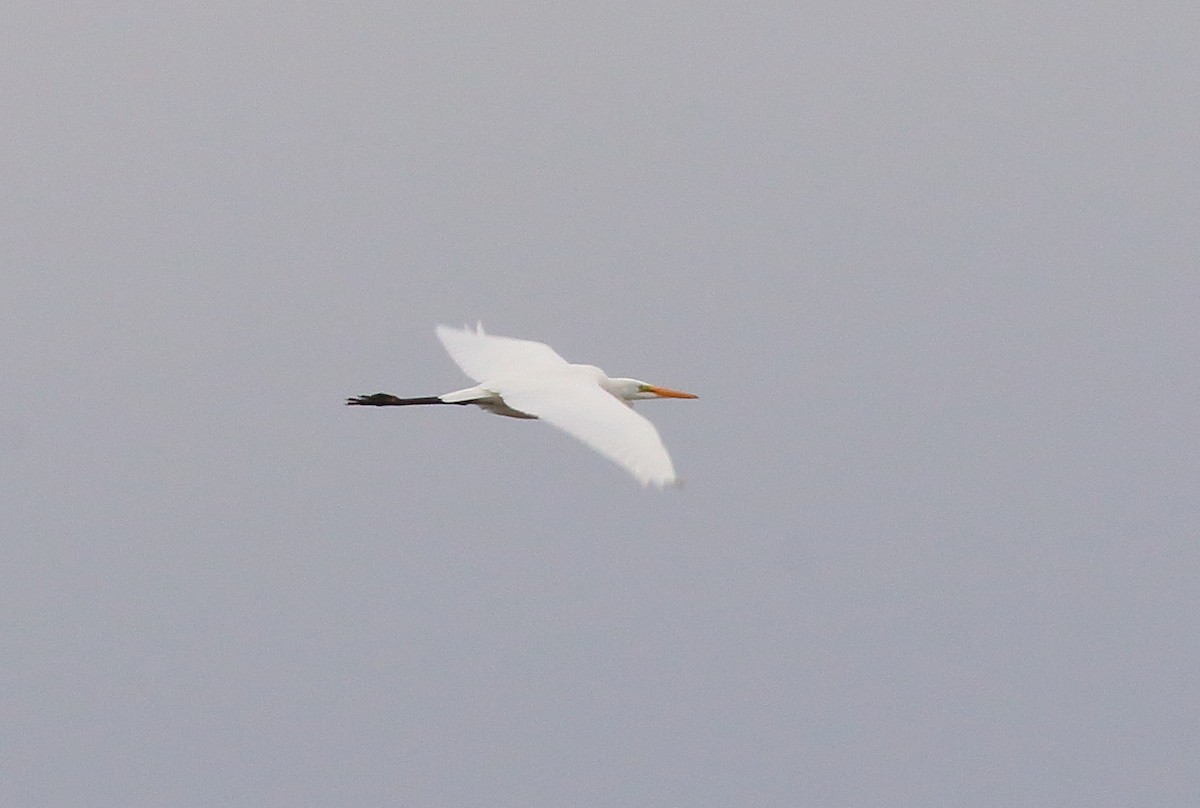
644, 385, 698, 399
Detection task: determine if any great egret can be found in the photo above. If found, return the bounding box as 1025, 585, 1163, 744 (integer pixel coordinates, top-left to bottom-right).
347, 323, 697, 487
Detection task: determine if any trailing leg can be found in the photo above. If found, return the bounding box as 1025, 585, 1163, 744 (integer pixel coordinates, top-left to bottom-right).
345, 393, 464, 407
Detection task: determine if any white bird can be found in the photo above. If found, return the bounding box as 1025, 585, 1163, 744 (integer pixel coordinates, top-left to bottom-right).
347, 323, 697, 487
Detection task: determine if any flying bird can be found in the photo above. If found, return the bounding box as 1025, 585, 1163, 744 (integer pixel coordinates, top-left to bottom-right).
347, 324, 697, 487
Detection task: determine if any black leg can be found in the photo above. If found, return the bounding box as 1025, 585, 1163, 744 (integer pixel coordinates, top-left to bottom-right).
346, 393, 445, 406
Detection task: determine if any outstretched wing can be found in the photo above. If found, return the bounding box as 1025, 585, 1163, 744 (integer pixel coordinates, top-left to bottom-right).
494, 373, 679, 488
436, 323, 569, 383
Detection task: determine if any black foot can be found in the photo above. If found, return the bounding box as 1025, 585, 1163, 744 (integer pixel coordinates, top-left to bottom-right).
346, 393, 406, 406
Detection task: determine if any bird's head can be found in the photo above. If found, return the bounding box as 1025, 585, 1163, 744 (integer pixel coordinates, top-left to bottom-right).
608, 377, 699, 402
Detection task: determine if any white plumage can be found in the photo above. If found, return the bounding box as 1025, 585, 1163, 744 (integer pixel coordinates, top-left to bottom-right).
348, 323, 697, 487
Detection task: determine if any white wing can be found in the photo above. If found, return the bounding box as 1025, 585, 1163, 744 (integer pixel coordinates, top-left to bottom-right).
494, 373, 679, 488
436, 323, 569, 383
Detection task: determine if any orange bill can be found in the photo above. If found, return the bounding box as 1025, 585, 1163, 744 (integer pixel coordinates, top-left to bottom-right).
644, 385, 698, 399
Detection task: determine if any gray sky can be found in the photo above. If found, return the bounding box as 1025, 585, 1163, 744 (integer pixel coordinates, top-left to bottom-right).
4, 2, 1198, 806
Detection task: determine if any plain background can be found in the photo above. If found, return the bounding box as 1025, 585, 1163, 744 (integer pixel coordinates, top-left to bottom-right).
3, 2, 1198, 806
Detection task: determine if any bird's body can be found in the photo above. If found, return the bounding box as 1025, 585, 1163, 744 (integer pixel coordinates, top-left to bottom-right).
347, 324, 697, 487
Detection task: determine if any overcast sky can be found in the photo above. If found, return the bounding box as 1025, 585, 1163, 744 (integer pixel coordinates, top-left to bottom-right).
4, 3, 1199, 806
